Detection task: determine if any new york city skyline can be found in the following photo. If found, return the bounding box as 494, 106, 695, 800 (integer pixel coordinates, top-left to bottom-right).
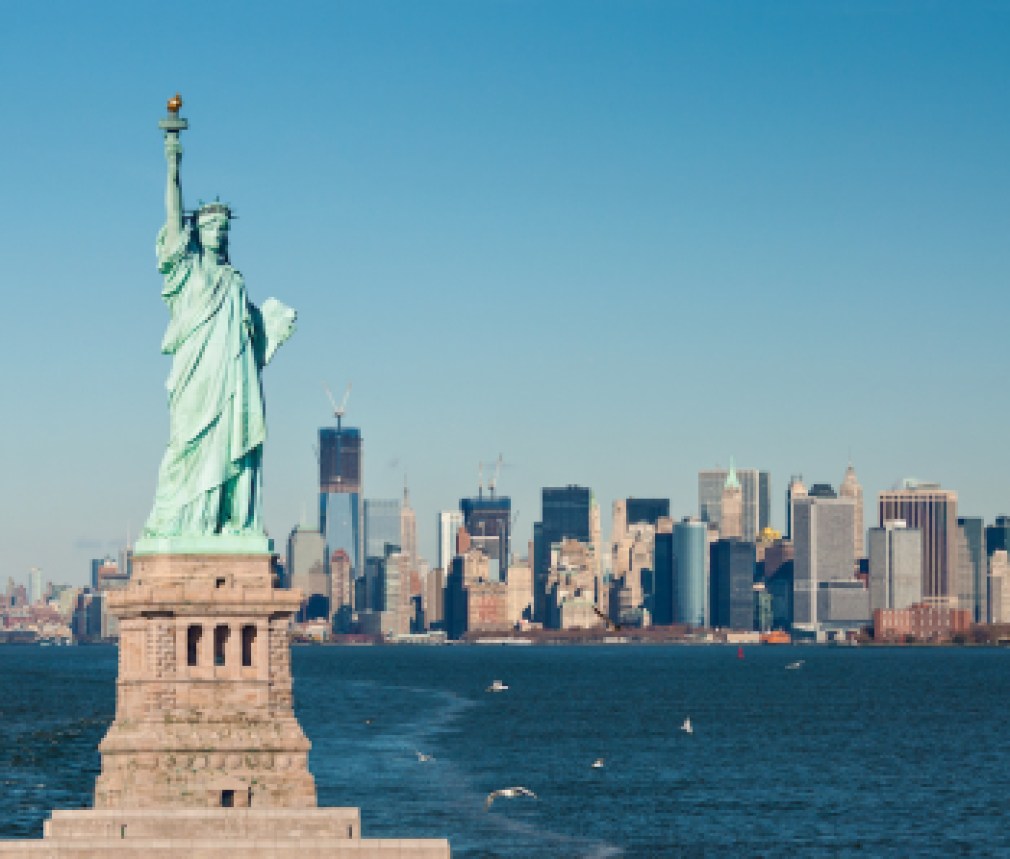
1, 2, 1008, 587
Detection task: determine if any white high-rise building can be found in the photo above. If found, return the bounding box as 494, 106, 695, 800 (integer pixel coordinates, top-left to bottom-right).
28, 567, 43, 605
437, 510, 464, 573
989, 551, 1010, 624
868, 520, 922, 615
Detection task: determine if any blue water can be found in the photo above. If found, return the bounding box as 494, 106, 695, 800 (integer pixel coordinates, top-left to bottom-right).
1, 644, 1009, 857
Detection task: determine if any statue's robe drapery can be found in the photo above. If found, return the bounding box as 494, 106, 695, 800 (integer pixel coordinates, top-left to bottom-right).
144, 224, 272, 536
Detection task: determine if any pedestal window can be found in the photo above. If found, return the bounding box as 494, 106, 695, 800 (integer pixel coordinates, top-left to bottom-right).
214, 625, 230, 667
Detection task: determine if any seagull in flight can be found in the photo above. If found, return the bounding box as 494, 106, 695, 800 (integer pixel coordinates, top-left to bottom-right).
415, 750, 434, 763
485, 786, 537, 810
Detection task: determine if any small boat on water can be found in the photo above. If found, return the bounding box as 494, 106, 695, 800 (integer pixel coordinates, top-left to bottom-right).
680, 717, 693, 734
591, 758, 605, 769
486, 679, 509, 693
785, 660, 805, 670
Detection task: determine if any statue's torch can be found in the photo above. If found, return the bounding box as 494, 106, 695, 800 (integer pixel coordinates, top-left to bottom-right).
159, 93, 188, 140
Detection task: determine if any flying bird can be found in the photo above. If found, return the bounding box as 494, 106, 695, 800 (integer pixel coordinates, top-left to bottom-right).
485, 786, 537, 810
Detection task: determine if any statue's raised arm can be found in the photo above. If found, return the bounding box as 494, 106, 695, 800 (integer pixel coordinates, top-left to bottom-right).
159, 94, 187, 247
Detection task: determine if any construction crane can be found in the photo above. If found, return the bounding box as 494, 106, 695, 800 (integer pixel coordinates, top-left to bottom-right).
323, 382, 352, 431
487, 453, 513, 498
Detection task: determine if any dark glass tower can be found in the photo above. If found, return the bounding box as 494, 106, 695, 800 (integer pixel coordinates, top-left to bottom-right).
318, 425, 362, 587
710, 539, 757, 630
532, 485, 592, 622
626, 497, 670, 527
460, 494, 511, 579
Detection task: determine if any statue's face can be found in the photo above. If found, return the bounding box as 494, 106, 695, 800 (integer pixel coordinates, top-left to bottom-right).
198, 214, 229, 254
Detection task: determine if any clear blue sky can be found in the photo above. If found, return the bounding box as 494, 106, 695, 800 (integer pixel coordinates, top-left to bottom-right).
1, 1, 1008, 587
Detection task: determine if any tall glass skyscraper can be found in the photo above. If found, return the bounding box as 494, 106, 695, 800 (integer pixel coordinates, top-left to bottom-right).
364, 498, 402, 560
673, 519, 708, 627
319, 425, 362, 582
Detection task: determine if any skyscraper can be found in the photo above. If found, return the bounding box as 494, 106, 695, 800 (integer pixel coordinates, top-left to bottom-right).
868, 520, 922, 615
400, 483, 417, 573
533, 485, 591, 622
437, 509, 464, 572
710, 539, 756, 630
956, 516, 986, 623
364, 498, 401, 560
878, 481, 961, 604
839, 463, 865, 558
318, 423, 363, 581
698, 464, 771, 542
785, 475, 807, 540
719, 462, 743, 540
673, 518, 708, 627
653, 530, 674, 626
460, 492, 511, 579
286, 525, 328, 620
793, 495, 857, 632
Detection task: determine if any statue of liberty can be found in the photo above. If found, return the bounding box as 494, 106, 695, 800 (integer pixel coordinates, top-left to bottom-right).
141, 95, 295, 547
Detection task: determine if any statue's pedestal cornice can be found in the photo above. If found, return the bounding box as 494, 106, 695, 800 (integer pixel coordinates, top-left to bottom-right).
134, 534, 273, 556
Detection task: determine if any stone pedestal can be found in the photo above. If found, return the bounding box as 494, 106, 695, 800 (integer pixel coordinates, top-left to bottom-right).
95, 553, 316, 809
0, 552, 451, 856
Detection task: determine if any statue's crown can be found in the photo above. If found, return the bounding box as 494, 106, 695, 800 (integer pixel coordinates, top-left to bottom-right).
195, 200, 233, 221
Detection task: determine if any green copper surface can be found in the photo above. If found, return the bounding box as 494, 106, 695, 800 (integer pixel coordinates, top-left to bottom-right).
141, 100, 295, 549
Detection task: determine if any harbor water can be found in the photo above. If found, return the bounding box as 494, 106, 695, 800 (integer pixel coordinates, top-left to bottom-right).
1, 644, 1008, 857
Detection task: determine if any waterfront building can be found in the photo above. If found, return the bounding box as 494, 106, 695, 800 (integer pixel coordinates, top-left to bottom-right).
709, 539, 756, 630
957, 516, 987, 624
467, 579, 511, 634
839, 463, 865, 558
793, 495, 858, 635
990, 551, 1010, 623
318, 422, 363, 581
873, 603, 972, 642
868, 520, 922, 617
699, 464, 771, 542
878, 481, 962, 605
673, 518, 708, 627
